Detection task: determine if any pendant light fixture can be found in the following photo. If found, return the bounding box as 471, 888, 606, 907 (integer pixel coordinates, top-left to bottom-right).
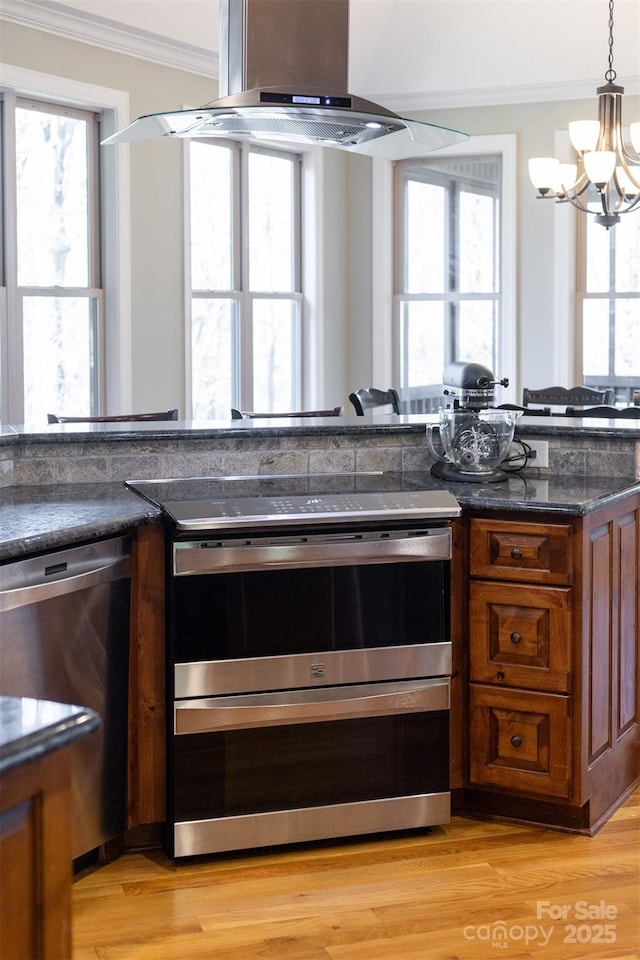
528, 0, 640, 229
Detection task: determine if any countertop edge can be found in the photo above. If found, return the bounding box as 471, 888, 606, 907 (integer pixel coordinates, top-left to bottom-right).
2, 415, 640, 445
0, 697, 101, 776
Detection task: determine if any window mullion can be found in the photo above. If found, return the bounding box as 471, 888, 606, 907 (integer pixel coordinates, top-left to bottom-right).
238, 144, 253, 409
1, 93, 25, 423
446, 181, 458, 364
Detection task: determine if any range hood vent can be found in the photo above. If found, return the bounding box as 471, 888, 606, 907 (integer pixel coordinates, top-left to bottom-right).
103, 0, 467, 158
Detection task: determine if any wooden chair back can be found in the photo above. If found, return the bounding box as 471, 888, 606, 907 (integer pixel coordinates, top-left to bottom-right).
565, 405, 640, 419
48, 409, 178, 423
522, 386, 612, 408
348, 388, 400, 416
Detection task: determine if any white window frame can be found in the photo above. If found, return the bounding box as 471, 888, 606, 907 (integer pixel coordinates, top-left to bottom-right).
184, 138, 324, 418
554, 128, 640, 399
553, 130, 579, 386
0, 65, 131, 423
372, 134, 517, 404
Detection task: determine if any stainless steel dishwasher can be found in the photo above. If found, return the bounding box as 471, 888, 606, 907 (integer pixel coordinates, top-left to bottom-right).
0, 536, 131, 860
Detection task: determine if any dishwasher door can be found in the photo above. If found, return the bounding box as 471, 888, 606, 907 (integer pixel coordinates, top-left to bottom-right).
0, 537, 131, 859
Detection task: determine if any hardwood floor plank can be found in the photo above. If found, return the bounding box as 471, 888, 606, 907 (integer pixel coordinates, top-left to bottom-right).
72, 789, 640, 960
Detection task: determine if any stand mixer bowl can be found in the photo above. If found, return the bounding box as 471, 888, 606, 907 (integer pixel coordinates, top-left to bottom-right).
426, 408, 521, 477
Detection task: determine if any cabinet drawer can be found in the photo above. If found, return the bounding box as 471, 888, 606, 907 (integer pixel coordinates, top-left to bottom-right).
469, 685, 571, 798
470, 519, 572, 585
470, 581, 571, 692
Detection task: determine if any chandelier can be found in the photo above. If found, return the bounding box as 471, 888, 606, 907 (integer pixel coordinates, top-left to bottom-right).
528, 0, 640, 229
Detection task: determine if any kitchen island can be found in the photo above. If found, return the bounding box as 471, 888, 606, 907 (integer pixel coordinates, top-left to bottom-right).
1, 416, 639, 842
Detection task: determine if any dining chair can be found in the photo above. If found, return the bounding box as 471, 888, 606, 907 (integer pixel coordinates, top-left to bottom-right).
565, 405, 640, 419
522, 385, 613, 408
348, 388, 400, 416
230, 406, 343, 419
47, 409, 179, 423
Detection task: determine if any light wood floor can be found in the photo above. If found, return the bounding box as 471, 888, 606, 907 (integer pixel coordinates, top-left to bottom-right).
72, 790, 640, 960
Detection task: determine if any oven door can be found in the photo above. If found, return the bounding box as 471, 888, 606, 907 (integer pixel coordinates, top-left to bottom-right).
170, 678, 450, 857
170, 526, 452, 696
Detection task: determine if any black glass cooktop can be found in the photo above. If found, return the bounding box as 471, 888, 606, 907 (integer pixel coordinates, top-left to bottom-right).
126, 472, 461, 531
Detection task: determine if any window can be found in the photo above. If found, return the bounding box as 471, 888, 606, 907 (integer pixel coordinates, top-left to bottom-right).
1, 94, 103, 423
394, 155, 502, 410
579, 208, 640, 405
188, 140, 302, 419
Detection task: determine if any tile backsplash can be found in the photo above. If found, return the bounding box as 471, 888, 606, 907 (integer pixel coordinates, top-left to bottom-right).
2, 426, 639, 487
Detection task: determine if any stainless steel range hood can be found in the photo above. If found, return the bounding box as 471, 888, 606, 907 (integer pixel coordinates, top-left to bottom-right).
102, 0, 467, 158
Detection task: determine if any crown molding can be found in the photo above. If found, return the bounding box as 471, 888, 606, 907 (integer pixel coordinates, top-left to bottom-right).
370, 77, 640, 113
0, 0, 218, 78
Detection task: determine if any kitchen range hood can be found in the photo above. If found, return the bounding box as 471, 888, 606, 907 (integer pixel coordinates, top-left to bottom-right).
102, 0, 467, 158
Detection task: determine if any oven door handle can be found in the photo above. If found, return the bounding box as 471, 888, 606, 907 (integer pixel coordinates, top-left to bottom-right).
173, 528, 451, 575
174, 679, 449, 734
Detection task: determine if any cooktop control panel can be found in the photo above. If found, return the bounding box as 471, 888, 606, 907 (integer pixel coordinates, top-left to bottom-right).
163, 489, 461, 530
126, 474, 461, 532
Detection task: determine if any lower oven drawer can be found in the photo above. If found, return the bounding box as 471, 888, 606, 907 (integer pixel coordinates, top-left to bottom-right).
169, 678, 450, 857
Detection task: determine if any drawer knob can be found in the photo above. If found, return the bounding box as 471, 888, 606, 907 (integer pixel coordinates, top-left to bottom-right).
510, 632, 522, 645
511, 735, 522, 747
496, 671, 505, 681
510, 547, 522, 560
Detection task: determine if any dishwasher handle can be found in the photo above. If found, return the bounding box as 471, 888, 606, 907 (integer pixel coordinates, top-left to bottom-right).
0, 555, 131, 613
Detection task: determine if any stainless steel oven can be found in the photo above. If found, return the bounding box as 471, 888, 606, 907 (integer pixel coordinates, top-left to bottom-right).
127, 473, 461, 858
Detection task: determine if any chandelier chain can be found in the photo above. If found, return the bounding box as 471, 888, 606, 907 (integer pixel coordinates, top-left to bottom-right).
605, 0, 616, 83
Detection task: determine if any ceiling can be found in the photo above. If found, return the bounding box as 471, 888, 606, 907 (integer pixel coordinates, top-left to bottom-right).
4, 0, 640, 108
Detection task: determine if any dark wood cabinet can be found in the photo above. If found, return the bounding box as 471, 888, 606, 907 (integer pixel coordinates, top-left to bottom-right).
0, 749, 73, 960
469, 684, 572, 798
469, 518, 573, 584
469, 580, 571, 692
465, 493, 640, 833
127, 523, 167, 831
123, 492, 640, 839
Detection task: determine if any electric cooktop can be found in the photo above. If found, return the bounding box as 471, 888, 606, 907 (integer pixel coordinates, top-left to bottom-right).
126, 472, 461, 532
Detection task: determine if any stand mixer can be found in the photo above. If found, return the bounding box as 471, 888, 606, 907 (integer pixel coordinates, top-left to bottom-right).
427, 361, 520, 483
441, 360, 509, 410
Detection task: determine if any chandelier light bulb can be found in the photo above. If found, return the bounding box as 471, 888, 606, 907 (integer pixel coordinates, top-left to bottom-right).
583, 150, 617, 188
630, 123, 640, 155
528, 157, 560, 194
569, 120, 600, 153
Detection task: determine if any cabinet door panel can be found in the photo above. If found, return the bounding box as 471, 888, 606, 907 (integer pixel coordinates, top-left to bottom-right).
469, 685, 571, 798
470, 581, 571, 691
470, 519, 572, 584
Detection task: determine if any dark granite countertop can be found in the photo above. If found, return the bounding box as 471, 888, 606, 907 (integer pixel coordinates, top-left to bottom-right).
1, 472, 638, 563
128, 470, 640, 518
0, 482, 158, 561
443, 471, 640, 514
0, 696, 100, 775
